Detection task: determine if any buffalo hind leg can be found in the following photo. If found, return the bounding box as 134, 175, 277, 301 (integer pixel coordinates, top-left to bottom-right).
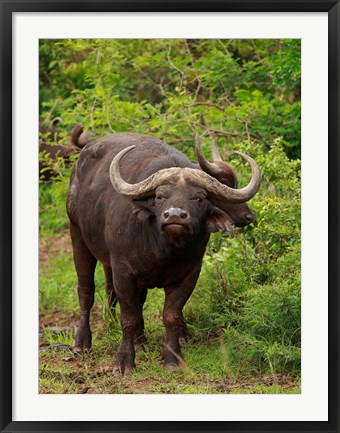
162, 265, 201, 370
70, 222, 97, 353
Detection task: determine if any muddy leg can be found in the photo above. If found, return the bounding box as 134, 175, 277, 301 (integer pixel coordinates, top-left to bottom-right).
70, 222, 97, 353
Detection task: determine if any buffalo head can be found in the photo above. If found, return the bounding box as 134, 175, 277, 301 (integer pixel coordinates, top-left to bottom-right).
109, 136, 261, 247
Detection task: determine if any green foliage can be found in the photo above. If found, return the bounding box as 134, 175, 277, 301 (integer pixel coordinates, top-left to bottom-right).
186, 141, 300, 376
39, 38, 301, 388
39, 179, 70, 236
39, 250, 78, 313
39, 38, 300, 158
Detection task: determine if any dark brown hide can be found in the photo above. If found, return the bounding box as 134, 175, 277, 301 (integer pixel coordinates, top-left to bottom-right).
67, 133, 259, 374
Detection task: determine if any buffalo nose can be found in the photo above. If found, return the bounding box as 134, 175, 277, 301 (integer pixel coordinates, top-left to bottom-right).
164, 207, 188, 220
245, 213, 254, 223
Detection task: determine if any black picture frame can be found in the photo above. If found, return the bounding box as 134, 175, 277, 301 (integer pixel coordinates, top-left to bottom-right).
1, 1, 339, 432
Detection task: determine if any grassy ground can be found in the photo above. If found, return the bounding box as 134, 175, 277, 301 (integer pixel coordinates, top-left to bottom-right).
39, 38, 301, 395
39, 230, 300, 394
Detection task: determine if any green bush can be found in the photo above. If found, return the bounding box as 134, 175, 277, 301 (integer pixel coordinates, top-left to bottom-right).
39, 178, 70, 237
186, 140, 301, 376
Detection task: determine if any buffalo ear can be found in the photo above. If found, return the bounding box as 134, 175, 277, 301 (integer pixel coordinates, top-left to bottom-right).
132, 198, 155, 222
206, 206, 234, 233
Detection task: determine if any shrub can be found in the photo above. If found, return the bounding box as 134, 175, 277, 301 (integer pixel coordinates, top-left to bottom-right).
186, 140, 301, 376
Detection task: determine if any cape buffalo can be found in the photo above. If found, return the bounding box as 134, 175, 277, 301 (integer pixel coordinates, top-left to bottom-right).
39, 118, 92, 181
66, 133, 261, 374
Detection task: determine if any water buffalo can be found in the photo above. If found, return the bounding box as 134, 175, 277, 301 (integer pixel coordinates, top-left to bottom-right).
66, 133, 261, 374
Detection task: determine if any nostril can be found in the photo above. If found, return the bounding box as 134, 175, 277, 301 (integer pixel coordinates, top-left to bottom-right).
163, 207, 189, 220
245, 213, 253, 222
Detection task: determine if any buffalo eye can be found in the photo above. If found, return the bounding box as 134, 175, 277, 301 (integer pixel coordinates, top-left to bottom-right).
191, 195, 205, 204
155, 194, 166, 205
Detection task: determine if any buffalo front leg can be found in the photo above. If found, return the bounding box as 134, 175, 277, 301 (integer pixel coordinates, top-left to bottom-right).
112, 272, 142, 375
162, 265, 201, 370
70, 222, 97, 353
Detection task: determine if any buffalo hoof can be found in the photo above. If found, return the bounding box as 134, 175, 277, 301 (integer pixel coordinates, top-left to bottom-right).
112, 363, 135, 376
164, 362, 179, 371
73, 346, 91, 360
113, 352, 136, 375
161, 349, 184, 371
112, 364, 134, 376
73, 346, 91, 354
74, 327, 92, 352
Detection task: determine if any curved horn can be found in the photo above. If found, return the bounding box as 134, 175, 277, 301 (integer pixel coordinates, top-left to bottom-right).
49, 116, 62, 131
185, 153, 261, 203
110, 146, 184, 199
225, 151, 262, 202
195, 135, 222, 178
195, 135, 261, 202
110, 145, 261, 203
211, 134, 223, 161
